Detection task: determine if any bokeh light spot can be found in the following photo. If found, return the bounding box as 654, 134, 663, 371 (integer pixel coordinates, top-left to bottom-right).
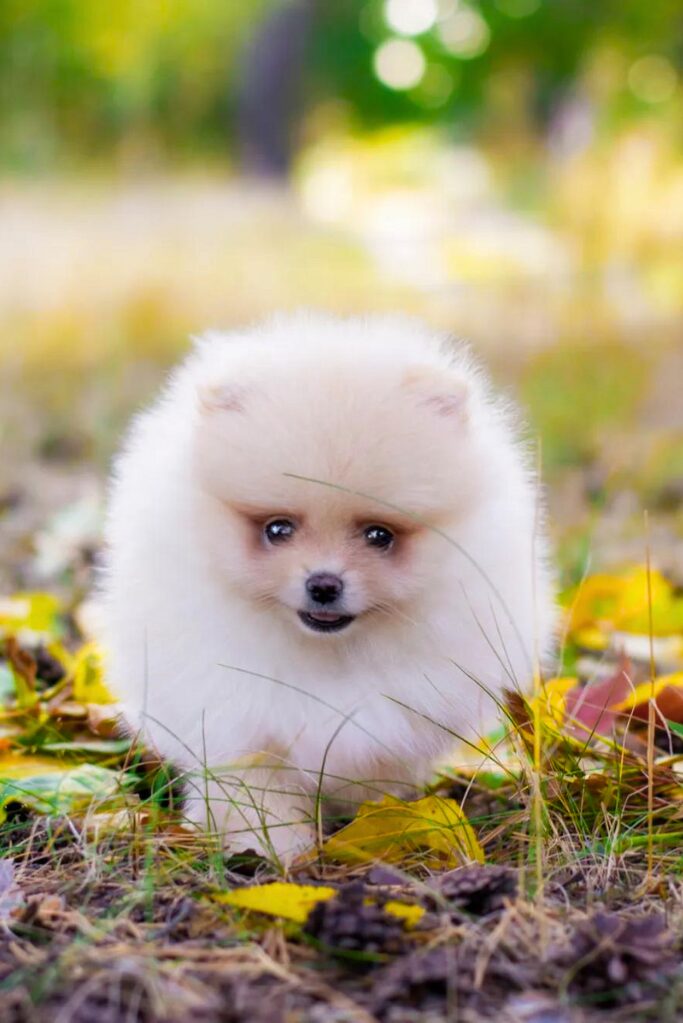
438, 8, 490, 59
384, 0, 439, 36
412, 63, 456, 107
628, 55, 678, 104
373, 39, 427, 90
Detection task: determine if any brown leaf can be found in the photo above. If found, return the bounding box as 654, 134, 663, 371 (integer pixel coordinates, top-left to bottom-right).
4, 637, 39, 709
625, 685, 683, 725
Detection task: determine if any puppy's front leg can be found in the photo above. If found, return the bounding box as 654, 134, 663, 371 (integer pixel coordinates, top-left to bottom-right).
181, 756, 316, 864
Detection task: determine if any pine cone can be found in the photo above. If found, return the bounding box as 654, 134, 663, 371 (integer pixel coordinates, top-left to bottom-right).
370, 945, 464, 1016
427, 865, 517, 916
560, 911, 676, 1005
33, 645, 67, 686
303, 882, 408, 957
371, 941, 539, 1019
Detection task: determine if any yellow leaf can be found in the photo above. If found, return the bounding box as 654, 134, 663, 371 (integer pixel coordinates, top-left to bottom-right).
612, 673, 683, 713
0, 754, 74, 780
71, 643, 117, 705
322, 794, 483, 868
573, 626, 609, 651
214, 882, 337, 923
0, 593, 62, 639
565, 573, 625, 633
383, 901, 424, 927
565, 567, 683, 639
619, 578, 683, 636
46, 641, 75, 675
212, 882, 425, 927
525, 677, 578, 729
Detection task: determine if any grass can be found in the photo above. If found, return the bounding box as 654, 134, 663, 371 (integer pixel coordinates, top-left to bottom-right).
0, 173, 682, 1020
1, 561, 683, 1020
0, 384, 681, 1022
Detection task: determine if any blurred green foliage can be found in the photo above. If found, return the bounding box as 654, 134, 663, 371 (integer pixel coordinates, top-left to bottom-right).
0, 0, 268, 169
521, 341, 648, 470
1, 0, 680, 170
311, 0, 682, 130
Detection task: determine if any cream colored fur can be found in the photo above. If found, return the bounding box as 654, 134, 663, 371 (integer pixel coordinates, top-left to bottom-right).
101, 312, 556, 861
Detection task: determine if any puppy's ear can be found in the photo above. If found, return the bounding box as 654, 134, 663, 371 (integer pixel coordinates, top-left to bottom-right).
198, 380, 247, 414
402, 367, 469, 424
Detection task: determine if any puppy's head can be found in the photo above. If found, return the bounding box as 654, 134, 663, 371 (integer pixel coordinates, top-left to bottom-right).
190, 323, 491, 639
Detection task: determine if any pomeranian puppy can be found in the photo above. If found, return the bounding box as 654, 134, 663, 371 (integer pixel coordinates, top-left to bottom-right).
102, 312, 555, 860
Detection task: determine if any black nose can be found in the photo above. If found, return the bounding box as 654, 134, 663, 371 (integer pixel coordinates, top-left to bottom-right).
306, 572, 344, 605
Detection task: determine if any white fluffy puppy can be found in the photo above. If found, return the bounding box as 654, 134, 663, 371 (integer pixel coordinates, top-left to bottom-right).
102, 313, 555, 860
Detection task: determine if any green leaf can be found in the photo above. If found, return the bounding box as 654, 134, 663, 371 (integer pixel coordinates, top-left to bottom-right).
0, 754, 135, 822
0, 664, 15, 704
666, 720, 683, 739
40, 738, 132, 756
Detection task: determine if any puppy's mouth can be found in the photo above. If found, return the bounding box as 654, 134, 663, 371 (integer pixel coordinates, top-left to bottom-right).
297, 610, 356, 634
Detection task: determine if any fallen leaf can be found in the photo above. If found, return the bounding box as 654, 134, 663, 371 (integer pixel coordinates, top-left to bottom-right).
214, 880, 425, 931
525, 677, 578, 729
4, 637, 39, 709
564, 658, 632, 737
71, 643, 116, 705
214, 882, 337, 923
519, 663, 641, 740
573, 625, 609, 651
322, 794, 483, 868
612, 673, 683, 723
382, 901, 424, 927
303, 881, 416, 956
0, 753, 134, 822
0, 593, 62, 641
40, 738, 131, 756
566, 567, 683, 640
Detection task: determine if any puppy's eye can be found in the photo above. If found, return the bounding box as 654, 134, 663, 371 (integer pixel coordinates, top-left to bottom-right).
363, 525, 395, 550
263, 518, 296, 545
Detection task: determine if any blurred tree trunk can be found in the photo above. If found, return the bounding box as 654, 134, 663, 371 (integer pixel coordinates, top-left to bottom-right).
238, 0, 313, 179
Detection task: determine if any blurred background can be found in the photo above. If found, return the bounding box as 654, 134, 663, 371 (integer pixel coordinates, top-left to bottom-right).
0, 0, 681, 593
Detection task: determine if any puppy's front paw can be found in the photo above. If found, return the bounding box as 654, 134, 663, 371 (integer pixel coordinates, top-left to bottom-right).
183, 771, 317, 867
226, 819, 317, 867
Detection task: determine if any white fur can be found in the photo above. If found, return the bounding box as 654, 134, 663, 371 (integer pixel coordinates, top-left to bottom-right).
101, 312, 556, 860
